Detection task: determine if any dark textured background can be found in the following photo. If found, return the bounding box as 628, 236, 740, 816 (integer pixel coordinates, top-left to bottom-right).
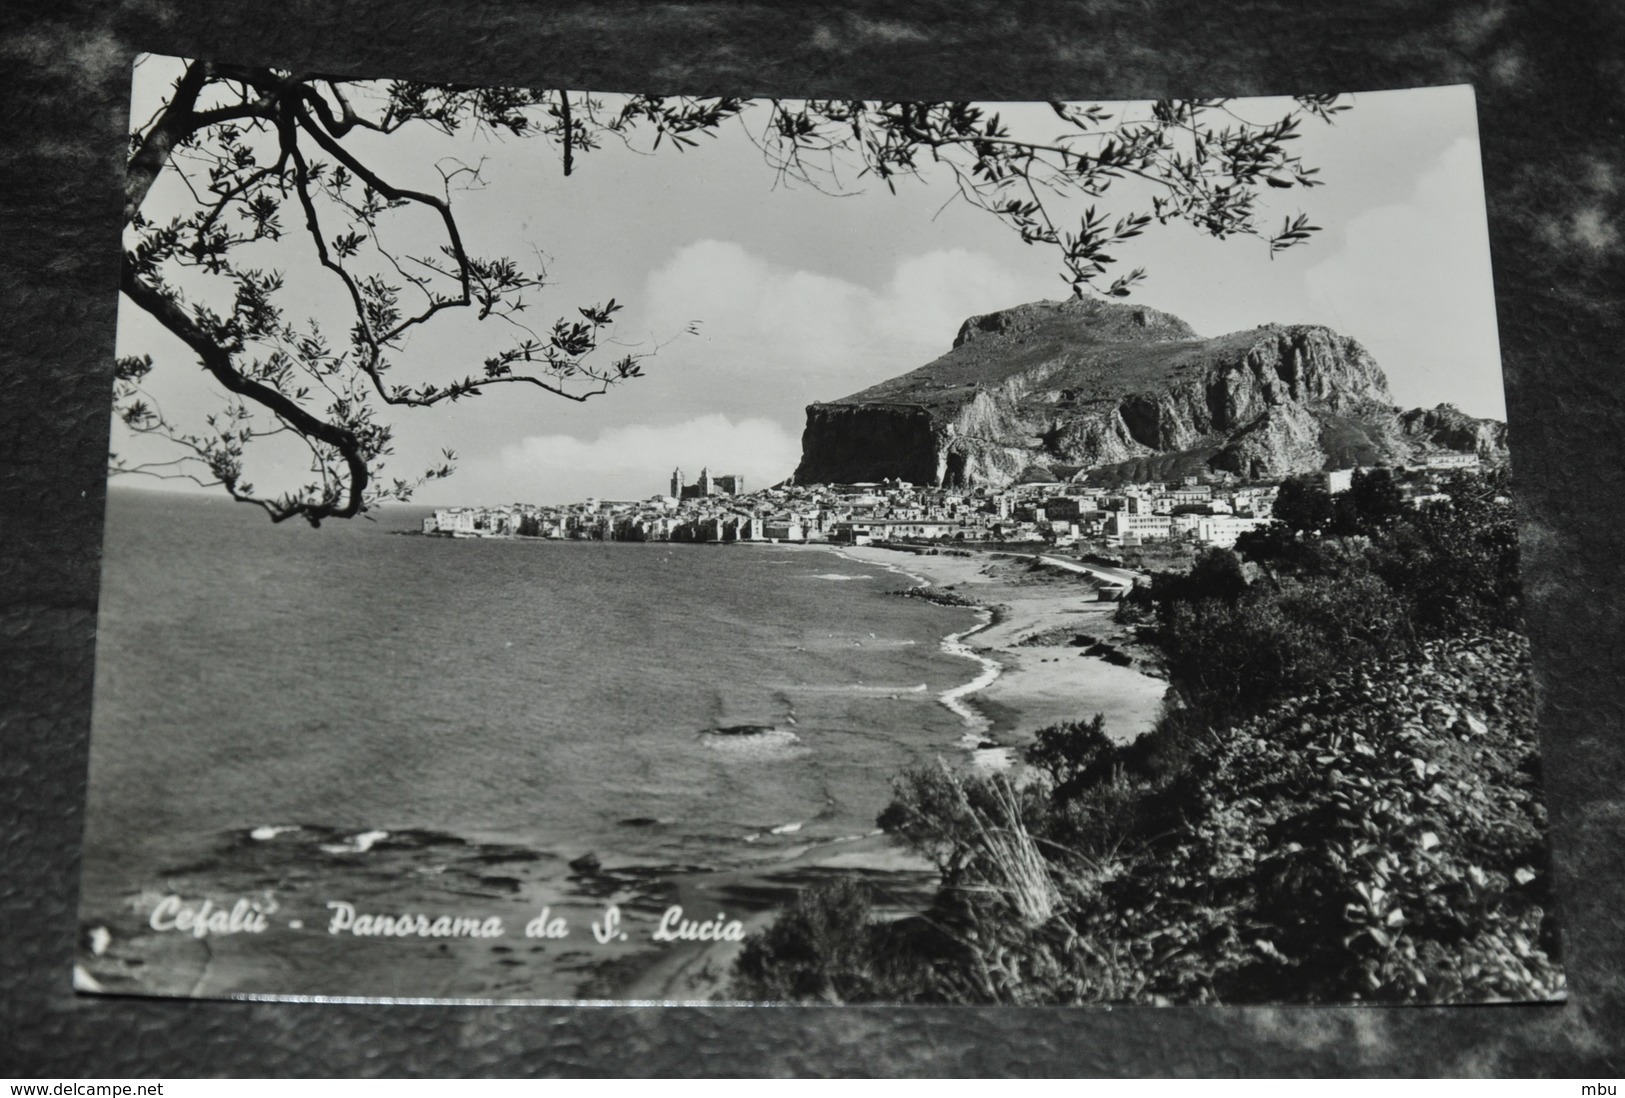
2, 0, 1622, 1077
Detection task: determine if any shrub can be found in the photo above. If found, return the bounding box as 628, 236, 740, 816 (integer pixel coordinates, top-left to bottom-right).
733, 472, 1557, 1005
1026, 714, 1113, 797
731, 878, 880, 1003
1158, 569, 1411, 724
880, 763, 1057, 926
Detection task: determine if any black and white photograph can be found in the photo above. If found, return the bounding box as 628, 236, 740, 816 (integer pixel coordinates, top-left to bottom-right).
74, 57, 1562, 1006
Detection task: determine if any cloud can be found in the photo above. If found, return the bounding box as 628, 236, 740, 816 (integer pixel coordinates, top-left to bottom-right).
1303, 137, 1506, 418
639, 240, 1054, 394
883, 249, 1058, 351
455, 414, 802, 504
414, 243, 1053, 504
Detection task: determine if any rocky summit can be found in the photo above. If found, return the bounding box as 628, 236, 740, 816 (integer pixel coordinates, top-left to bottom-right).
793, 298, 1506, 487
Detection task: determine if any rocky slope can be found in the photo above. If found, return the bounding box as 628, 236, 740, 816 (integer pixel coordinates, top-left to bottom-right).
793, 298, 1506, 487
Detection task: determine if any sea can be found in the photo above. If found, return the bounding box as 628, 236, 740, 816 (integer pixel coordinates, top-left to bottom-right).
77, 488, 992, 1001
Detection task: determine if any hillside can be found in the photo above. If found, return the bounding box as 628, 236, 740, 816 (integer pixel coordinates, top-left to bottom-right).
743, 630, 1559, 1004
794, 298, 1506, 487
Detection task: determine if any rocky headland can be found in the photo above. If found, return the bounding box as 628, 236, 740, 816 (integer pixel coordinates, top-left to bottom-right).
794, 297, 1506, 488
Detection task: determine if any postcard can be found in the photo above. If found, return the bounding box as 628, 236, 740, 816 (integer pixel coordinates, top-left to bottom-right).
77, 55, 1562, 1004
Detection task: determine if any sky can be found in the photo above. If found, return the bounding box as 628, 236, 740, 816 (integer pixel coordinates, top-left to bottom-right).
116, 59, 1505, 506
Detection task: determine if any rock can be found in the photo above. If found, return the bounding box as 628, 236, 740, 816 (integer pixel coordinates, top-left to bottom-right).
1398, 403, 1508, 460
793, 298, 1506, 488
568, 852, 601, 874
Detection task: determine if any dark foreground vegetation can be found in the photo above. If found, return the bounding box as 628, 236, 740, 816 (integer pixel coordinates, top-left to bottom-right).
733, 469, 1563, 1003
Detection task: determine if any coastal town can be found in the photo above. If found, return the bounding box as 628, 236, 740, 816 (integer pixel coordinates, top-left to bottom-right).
418, 453, 1486, 555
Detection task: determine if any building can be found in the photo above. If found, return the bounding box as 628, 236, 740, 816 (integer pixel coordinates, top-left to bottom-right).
1196, 515, 1267, 548
1232, 486, 1277, 518
1110, 512, 1173, 542
831, 518, 972, 543
1422, 452, 1480, 470
671, 466, 745, 500
723, 515, 765, 542
1042, 496, 1087, 522
763, 517, 806, 542
423, 508, 478, 535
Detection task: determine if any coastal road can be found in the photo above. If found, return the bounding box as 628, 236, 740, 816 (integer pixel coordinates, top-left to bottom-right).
1032, 554, 1146, 588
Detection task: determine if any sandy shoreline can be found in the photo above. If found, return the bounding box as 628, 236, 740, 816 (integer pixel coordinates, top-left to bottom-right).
620, 541, 1171, 1000
588, 541, 1173, 1002
833, 543, 1168, 749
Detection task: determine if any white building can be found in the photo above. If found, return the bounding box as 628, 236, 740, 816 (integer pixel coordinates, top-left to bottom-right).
424, 508, 479, 535
1111, 512, 1173, 542
1196, 515, 1267, 548
764, 517, 806, 542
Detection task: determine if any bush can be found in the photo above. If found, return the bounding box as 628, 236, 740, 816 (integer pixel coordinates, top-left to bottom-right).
1373, 487, 1522, 636
731, 879, 880, 1003
879, 764, 1057, 927
732, 472, 1558, 1005
1158, 569, 1411, 724
733, 633, 1561, 1005
1145, 474, 1522, 727
1026, 714, 1113, 797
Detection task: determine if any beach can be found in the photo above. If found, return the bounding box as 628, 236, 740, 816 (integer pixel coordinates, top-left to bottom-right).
617, 542, 1171, 1000
834, 544, 1168, 749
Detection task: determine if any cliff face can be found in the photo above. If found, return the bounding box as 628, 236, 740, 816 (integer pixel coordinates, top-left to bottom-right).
1399, 403, 1510, 458
794, 298, 1506, 487
785, 403, 942, 486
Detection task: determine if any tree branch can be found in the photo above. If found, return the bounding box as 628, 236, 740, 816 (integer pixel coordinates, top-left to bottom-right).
125, 61, 210, 226
120, 258, 369, 524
